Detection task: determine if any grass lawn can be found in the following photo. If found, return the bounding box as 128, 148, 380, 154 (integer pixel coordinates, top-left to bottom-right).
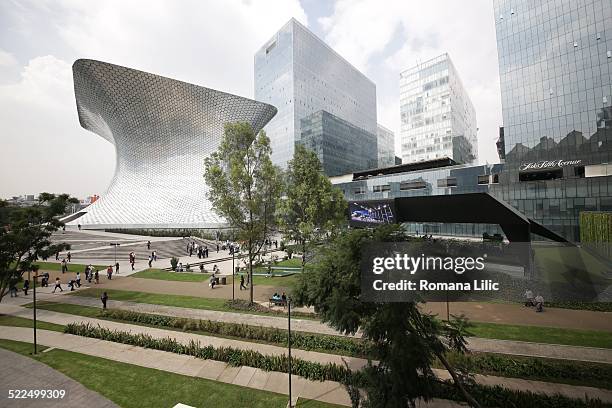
0, 314, 64, 332
33, 261, 107, 272
0, 339, 334, 408
24, 301, 102, 317
469, 321, 612, 349
131, 268, 209, 282
70, 288, 317, 319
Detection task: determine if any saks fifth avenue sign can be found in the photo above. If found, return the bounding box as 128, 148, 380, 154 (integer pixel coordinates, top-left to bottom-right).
519, 159, 582, 171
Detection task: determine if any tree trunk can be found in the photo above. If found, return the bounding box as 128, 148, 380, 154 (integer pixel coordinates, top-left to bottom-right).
436, 351, 481, 408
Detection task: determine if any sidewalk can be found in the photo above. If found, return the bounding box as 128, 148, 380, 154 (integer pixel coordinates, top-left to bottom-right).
0, 348, 118, 408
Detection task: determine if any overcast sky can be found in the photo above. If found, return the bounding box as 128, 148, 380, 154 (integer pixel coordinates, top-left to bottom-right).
0, 0, 502, 199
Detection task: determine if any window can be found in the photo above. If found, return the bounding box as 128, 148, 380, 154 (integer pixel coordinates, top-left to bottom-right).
353, 187, 366, 195
437, 177, 457, 187
400, 181, 427, 190
373, 184, 391, 193
477, 175, 490, 185
492, 173, 500, 183
519, 169, 563, 182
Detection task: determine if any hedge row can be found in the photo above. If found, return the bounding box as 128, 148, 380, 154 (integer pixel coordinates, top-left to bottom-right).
444, 352, 612, 391
100, 308, 368, 357
64, 322, 351, 383
65, 323, 607, 408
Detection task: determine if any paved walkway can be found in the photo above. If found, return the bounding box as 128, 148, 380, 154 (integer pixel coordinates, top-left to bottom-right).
1, 324, 611, 405
15, 294, 612, 364
0, 348, 118, 408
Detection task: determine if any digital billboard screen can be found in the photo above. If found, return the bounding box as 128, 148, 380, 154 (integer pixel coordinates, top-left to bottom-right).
349, 200, 396, 227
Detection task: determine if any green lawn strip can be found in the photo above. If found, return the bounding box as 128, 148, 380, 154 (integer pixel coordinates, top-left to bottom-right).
70, 288, 318, 319
0, 339, 48, 354
34, 261, 106, 272
0, 314, 65, 332
0, 339, 307, 408
29, 302, 365, 358
296, 398, 346, 408
469, 321, 612, 349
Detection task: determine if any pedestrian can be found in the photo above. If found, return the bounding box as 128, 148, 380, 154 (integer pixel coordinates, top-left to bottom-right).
534, 294, 544, 312
55, 251, 59, 261
61, 258, 67, 273
52, 277, 63, 293
205, 247, 209, 258
84, 265, 90, 281
148, 255, 153, 268
101, 291, 108, 310
42, 272, 49, 287
240, 274, 246, 290
107, 265, 113, 280
216, 244, 219, 253
153, 251, 157, 261
115, 262, 120, 274
209, 274, 216, 289
78, 223, 81, 230
9, 282, 18, 297
67, 251, 71, 262
22, 279, 30, 296
75, 272, 81, 287
189, 247, 193, 257
147, 240, 151, 250
94, 270, 99, 284
199, 263, 204, 273
68, 279, 75, 291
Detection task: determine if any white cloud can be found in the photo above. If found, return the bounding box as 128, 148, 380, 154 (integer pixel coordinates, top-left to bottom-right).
0, 0, 307, 198
319, 0, 502, 165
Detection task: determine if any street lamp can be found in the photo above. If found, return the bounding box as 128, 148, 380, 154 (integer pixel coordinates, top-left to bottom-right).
29, 268, 38, 355
109, 243, 120, 266
287, 297, 293, 408
232, 245, 235, 301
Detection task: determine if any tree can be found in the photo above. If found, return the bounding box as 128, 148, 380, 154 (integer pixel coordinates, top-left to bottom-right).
204, 122, 281, 303
293, 225, 480, 408
276, 144, 346, 269
0, 193, 78, 303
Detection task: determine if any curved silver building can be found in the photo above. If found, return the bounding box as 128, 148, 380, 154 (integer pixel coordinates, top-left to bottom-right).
68, 59, 277, 229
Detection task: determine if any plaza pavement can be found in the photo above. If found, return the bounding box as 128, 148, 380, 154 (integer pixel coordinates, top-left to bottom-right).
0, 348, 118, 408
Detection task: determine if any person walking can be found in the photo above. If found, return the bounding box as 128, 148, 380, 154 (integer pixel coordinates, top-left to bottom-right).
240, 274, 246, 290
22, 279, 30, 296
9, 282, 18, 297
94, 270, 99, 284
75, 272, 81, 287
148, 255, 153, 268
55, 251, 59, 261
107, 265, 113, 280
78, 223, 81, 231
52, 277, 63, 293
216, 243, 219, 253
67, 251, 71, 262
101, 291, 108, 310
115, 262, 120, 275
61, 258, 67, 273
147, 240, 151, 250
153, 251, 157, 261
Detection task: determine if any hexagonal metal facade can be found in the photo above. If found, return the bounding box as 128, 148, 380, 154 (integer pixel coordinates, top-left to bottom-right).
68, 59, 277, 229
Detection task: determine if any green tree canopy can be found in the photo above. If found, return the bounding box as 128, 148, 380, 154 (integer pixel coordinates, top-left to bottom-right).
0, 193, 78, 302
204, 122, 281, 303
276, 144, 346, 267
293, 225, 479, 408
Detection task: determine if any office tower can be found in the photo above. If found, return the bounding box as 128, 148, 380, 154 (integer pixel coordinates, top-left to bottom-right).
377, 124, 396, 168
299, 110, 378, 176
254, 18, 377, 168
399, 53, 478, 165
492, 0, 612, 240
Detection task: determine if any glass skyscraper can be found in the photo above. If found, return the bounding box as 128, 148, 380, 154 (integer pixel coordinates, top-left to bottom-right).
377, 124, 396, 168
299, 110, 378, 177
491, 0, 612, 240
254, 18, 377, 168
399, 53, 478, 165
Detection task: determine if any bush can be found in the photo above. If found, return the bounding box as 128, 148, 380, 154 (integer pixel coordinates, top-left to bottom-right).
100, 308, 369, 357
64, 323, 351, 383
170, 257, 179, 271
225, 299, 314, 319
544, 301, 612, 312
